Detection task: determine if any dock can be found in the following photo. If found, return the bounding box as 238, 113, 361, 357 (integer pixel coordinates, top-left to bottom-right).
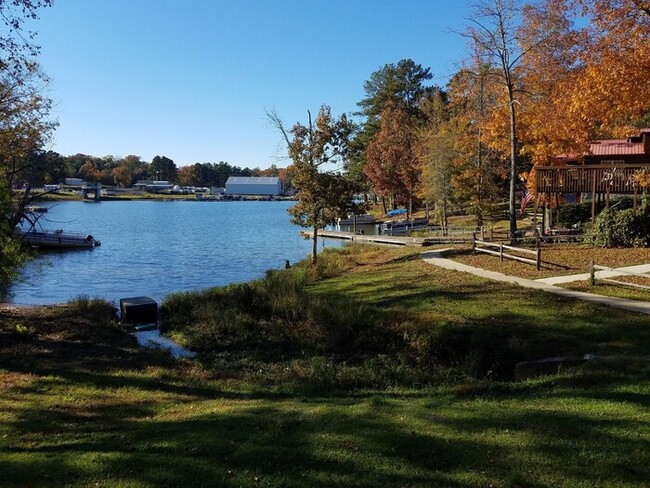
303, 230, 471, 247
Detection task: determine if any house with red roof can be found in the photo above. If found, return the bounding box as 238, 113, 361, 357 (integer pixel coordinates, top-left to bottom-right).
533, 128, 650, 224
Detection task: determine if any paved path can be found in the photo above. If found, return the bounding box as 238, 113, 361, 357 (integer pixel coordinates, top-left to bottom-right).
421, 250, 650, 315
536, 263, 650, 285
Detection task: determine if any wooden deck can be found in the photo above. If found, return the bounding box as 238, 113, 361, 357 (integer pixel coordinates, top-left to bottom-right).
303, 230, 471, 247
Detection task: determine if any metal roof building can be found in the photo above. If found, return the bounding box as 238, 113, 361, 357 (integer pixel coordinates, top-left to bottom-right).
225, 176, 281, 195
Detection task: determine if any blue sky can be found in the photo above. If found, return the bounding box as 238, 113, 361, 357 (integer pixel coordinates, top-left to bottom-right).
35, 1, 472, 168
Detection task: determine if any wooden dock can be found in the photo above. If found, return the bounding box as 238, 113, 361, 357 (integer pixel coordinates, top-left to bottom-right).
302, 230, 470, 247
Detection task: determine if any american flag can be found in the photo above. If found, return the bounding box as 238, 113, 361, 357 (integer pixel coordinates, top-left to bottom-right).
520, 191, 534, 215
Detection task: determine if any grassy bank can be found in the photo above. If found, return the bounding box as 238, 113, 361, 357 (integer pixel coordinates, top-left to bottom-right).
161, 245, 650, 389
1, 247, 649, 487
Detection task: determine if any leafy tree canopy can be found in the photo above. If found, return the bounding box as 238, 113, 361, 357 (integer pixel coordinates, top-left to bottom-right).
269, 105, 360, 264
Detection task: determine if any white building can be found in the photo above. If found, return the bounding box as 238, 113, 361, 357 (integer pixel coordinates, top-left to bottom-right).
225, 177, 281, 196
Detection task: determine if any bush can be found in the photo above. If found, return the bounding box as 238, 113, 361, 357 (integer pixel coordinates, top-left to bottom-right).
558, 201, 596, 228
591, 197, 650, 247
558, 197, 634, 228
0, 234, 28, 292
67, 295, 117, 323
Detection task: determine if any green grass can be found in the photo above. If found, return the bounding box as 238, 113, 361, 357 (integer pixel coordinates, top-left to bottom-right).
1, 246, 650, 487
1, 362, 648, 487
562, 280, 650, 302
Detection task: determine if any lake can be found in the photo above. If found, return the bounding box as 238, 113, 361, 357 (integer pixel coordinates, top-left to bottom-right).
2, 200, 343, 305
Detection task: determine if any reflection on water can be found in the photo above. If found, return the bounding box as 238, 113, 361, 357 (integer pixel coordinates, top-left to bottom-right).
4, 200, 342, 305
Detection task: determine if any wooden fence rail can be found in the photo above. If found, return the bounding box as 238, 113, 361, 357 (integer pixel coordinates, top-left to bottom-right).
472, 235, 542, 270
589, 262, 650, 290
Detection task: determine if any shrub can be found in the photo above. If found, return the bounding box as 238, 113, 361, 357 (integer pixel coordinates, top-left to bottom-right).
591, 197, 650, 247
66, 295, 117, 322
558, 197, 634, 228
0, 234, 28, 291
558, 201, 596, 228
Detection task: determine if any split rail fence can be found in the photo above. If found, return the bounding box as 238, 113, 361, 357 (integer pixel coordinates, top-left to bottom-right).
589, 262, 650, 290
472, 235, 542, 270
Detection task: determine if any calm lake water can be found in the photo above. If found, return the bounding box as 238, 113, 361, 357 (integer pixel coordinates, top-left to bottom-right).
3, 200, 343, 305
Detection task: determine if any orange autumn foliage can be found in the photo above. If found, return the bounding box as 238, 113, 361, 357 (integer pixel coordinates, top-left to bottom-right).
519, 0, 650, 172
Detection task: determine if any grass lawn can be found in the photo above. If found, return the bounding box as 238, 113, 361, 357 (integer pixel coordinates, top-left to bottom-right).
1, 247, 649, 487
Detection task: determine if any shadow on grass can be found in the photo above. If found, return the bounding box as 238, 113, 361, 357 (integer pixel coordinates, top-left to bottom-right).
0, 398, 515, 487
3, 382, 648, 487
434, 401, 649, 486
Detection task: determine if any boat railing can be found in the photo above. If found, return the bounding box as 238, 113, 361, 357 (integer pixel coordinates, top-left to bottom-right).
22, 229, 91, 238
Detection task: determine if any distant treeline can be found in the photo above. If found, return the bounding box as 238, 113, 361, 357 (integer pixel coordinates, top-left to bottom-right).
33, 152, 291, 188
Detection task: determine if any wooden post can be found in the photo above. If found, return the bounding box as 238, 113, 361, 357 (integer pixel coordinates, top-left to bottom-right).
535, 237, 541, 271
533, 194, 540, 235
499, 243, 504, 262
589, 260, 595, 286
471, 233, 476, 254
489, 227, 494, 240
591, 173, 597, 224
480, 226, 485, 240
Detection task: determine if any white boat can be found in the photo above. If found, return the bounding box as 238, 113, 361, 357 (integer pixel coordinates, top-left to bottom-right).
337, 214, 377, 226
380, 217, 428, 234
16, 229, 101, 249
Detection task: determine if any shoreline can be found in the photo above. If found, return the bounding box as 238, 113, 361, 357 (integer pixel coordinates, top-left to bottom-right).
34, 193, 296, 202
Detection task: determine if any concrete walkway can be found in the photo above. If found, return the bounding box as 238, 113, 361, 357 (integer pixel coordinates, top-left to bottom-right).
421, 250, 650, 315
536, 263, 650, 285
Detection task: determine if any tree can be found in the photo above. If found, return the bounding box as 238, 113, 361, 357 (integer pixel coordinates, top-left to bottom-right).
119, 155, 148, 183
0, 0, 54, 287
0, 180, 26, 289
349, 59, 435, 195
78, 161, 101, 182
463, 0, 561, 238
268, 105, 358, 264
514, 0, 578, 168
150, 155, 177, 181
568, 0, 650, 136
415, 88, 458, 230
417, 124, 456, 232
278, 164, 297, 194
444, 61, 510, 226
176, 165, 197, 187
365, 101, 419, 215
357, 59, 434, 121
112, 163, 132, 187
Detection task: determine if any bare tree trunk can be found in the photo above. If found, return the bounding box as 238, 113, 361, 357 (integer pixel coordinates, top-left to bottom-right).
311, 225, 318, 264
408, 188, 413, 219
442, 197, 448, 236
508, 88, 518, 240
476, 126, 484, 228
476, 69, 485, 229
